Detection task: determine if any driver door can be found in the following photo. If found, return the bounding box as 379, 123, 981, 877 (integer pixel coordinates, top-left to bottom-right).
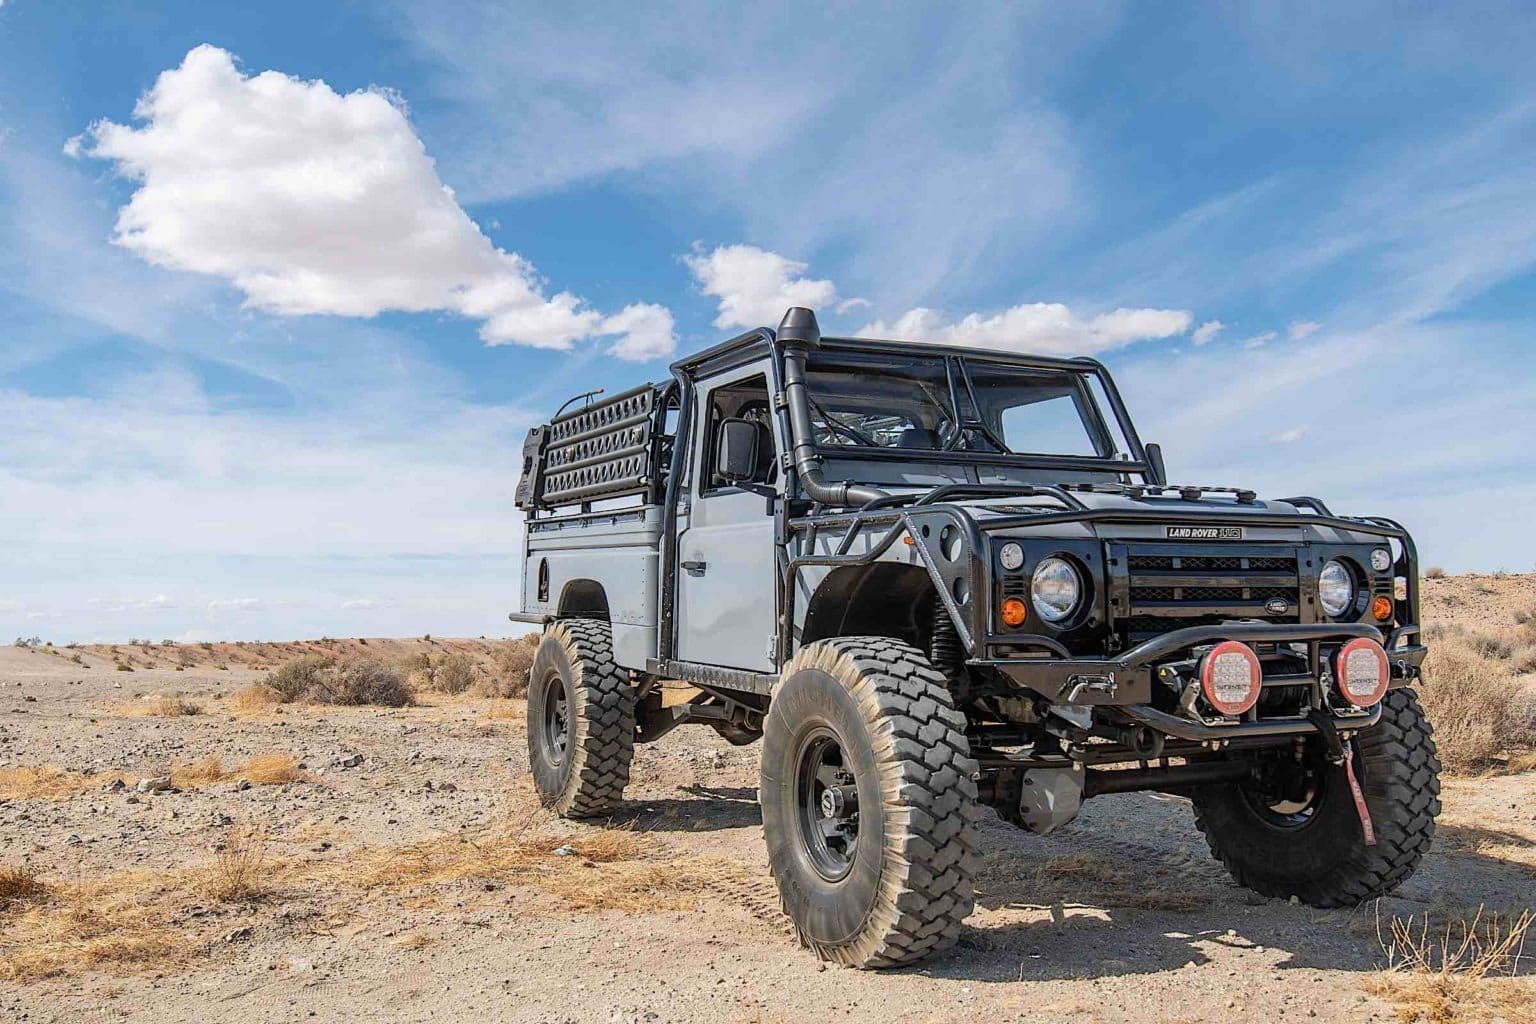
673, 366, 780, 671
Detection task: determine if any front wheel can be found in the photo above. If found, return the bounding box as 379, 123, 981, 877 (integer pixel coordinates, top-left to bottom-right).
760, 637, 980, 968
527, 619, 635, 818
1192, 688, 1441, 906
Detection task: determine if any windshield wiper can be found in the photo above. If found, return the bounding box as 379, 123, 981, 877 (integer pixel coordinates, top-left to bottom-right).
806, 395, 880, 447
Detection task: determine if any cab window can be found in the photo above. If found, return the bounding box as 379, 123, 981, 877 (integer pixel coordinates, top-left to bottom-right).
702, 374, 776, 493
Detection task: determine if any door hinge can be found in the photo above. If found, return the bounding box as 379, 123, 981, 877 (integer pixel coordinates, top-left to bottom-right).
766, 636, 779, 662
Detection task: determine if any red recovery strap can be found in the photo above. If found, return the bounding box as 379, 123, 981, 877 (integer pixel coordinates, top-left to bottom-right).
1342, 740, 1376, 846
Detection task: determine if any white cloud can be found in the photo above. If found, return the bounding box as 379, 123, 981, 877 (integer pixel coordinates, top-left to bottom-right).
859, 303, 1192, 356
1287, 320, 1321, 340
1269, 426, 1309, 443
598, 303, 677, 361
87, 594, 175, 612
686, 244, 850, 329
208, 598, 262, 611
1191, 320, 1224, 345
73, 45, 673, 360
1240, 331, 1278, 349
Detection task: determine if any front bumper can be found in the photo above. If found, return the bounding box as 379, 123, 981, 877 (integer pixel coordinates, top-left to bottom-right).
971, 621, 1426, 739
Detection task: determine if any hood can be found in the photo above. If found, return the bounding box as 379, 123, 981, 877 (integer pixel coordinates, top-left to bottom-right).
950, 486, 1374, 545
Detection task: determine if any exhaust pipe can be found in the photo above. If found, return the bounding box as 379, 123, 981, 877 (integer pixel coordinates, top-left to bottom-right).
776, 308, 888, 508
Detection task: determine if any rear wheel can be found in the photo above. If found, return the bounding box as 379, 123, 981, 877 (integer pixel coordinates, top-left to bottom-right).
760, 637, 980, 968
527, 619, 635, 818
1192, 688, 1440, 906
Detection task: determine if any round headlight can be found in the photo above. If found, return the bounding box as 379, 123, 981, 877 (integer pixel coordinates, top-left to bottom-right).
1031, 556, 1082, 623
1370, 548, 1393, 573
998, 542, 1025, 571
1319, 559, 1354, 617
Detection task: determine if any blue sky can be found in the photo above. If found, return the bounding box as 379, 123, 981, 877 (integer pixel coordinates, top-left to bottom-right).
2, 1, 1534, 642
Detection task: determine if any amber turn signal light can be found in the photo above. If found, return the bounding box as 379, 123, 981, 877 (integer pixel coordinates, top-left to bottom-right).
1371, 595, 1393, 621
1000, 597, 1028, 627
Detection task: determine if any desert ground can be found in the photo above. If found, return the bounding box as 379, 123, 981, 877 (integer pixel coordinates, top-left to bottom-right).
3, 575, 1534, 1024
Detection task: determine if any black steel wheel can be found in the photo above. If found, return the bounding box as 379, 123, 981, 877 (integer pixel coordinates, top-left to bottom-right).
760, 636, 980, 969
1192, 688, 1440, 906
526, 619, 635, 818
794, 728, 860, 880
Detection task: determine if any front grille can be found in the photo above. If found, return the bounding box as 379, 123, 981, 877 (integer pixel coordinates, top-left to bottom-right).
1118, 546, 1302, 642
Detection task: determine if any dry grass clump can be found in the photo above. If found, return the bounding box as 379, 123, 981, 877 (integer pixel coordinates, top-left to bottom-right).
170, 756, 227, 788
122, 695, 204, 717
481, 636, 538, 698
0, 826, 274, 980
0, 872, 192, 981
1419, 632, 1536, 773
346, 820, 732, 914
1366, 905, 1535, 1023
0, 766, 104, 801
0, 806, 745, 984
263, 654, 414, 707
230, 683, 282, 714
1426, 566, 1448, 579
0, 865, 49, 910
170, 754, 306, 790
237, 753, 306, 785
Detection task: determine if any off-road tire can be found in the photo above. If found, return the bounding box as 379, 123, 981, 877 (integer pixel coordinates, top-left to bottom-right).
760, 637, 980, 968
527, 619, 635, 818
1192, 688, 1440, 906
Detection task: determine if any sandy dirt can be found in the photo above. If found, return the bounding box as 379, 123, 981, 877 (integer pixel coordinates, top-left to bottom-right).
2, 584, 1534, 1024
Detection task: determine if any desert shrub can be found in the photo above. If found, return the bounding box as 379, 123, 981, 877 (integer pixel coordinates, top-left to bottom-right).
1424, 566, 1446, 579
200, 827, 267, 904
399, 651, 434, 686
264, 655, 413, 706
1510, 645, 1536, 675
481, 641, 537, 698
326, 658, 414, 707
1419, 633, 1536, 772
266, 654, 334, 701
1514, 607, 1536, 644
433, 654, 477, 695
1467, 633, 1513, 660
399, 650, 475, 693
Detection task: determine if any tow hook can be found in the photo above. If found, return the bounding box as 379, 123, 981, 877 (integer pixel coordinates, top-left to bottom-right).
1308, 708, 1376, 846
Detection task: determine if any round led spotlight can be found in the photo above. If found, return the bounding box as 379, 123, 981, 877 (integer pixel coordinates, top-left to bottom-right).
1335, 637, 1390, 707
1199, 641, 1262, 716
1370, 548, 1393, 573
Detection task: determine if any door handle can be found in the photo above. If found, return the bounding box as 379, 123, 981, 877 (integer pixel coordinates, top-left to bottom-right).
682, 560, 707, 576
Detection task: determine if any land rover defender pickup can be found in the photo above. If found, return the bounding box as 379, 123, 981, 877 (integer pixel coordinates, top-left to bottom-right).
511, 307, 1439, 968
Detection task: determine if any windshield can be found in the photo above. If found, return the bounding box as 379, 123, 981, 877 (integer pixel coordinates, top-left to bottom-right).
802, 351, 1129, 460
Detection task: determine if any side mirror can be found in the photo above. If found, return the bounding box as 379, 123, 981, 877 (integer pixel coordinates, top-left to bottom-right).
715, 418, 760, 484
1145, 442, 1168, 486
